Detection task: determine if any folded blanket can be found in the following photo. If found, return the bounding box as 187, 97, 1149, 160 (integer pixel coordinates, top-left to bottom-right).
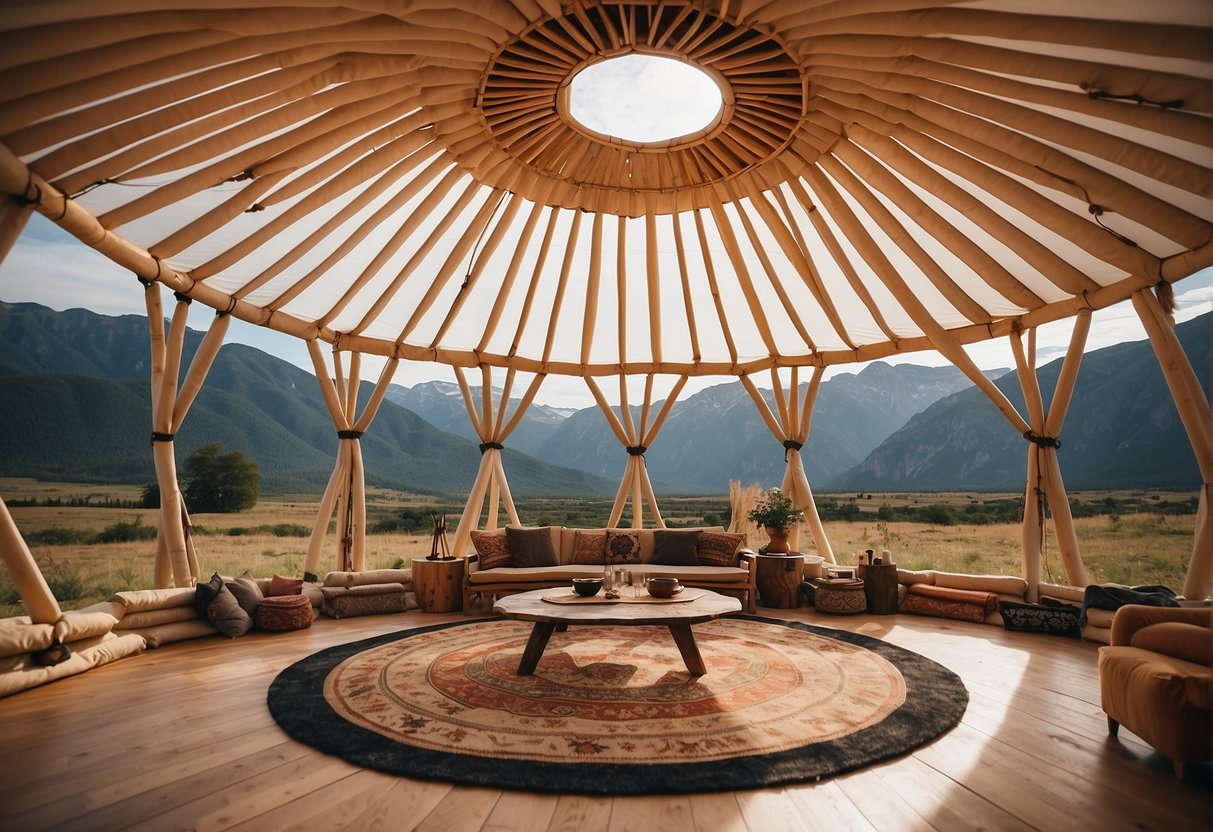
1080, 584, 1178, 627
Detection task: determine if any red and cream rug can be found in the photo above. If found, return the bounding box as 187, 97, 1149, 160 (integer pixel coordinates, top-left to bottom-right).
269, 615, 967, 794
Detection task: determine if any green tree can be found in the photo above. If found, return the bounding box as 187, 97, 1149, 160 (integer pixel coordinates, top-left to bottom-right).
182, 443, 260, 513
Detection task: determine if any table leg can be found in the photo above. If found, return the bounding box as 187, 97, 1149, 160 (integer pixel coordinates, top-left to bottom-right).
667, 623, 706, 676
516, 621, 557, 676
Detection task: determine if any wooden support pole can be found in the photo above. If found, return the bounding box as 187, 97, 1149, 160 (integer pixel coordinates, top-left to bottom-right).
0, 498, 61, 624
1132, 289, 1213, 598
0, 199, 31, 264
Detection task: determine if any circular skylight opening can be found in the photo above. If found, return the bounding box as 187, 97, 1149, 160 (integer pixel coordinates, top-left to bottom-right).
567, 54, 723, 143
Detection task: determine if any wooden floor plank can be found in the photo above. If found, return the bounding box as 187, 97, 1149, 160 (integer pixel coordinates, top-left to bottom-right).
0, 608, 1208, 832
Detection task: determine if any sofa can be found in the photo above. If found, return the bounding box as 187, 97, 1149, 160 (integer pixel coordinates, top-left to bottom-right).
1099, 604, 1212, 779
462, 526, 757, 613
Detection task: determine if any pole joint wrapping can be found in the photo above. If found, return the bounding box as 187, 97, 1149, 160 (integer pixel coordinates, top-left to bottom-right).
1022, 430, 1061, 449
150, 431, 175, 444
479, 441, 504, 454
336, 429, 364, 440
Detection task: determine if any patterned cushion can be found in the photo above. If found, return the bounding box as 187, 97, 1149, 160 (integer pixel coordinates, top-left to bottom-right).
1000, 600, 1081, 638
320, 584, 406, 619
697, 531, 745, 568
900, 584, 996, 623
572, 530, 607, 565
605, 529, 642, 565
256, 594, 314, 631
471, 529, 513, 570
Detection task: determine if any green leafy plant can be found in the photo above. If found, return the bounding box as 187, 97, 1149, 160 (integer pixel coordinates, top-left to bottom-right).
746, 488, 803, 531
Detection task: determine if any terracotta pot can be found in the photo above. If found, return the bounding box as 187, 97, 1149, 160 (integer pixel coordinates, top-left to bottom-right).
764, 527, 791, 554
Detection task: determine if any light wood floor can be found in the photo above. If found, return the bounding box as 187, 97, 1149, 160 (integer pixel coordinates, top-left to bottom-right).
1, 605, 1209, 832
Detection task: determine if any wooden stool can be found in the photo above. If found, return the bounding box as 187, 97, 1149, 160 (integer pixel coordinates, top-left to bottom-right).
756, 553, 803, 609
413, 557, 465, 613
814, 579, 867, 615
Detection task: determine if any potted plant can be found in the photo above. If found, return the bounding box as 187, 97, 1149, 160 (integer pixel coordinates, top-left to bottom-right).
747, 487, 803, 554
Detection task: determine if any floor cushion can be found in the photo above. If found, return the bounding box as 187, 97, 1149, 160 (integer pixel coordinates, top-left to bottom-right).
256, 595, 314, 631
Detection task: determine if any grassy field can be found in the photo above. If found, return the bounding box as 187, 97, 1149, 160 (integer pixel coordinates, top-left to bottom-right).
0, 478, 1200, 617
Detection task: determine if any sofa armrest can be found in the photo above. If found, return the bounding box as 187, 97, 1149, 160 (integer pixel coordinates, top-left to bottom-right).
465, 553, 480, 575
1110, 604, 1212, 647
738, 550, 757, 576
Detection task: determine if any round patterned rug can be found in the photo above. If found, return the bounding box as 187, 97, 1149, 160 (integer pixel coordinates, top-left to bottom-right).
268, 615, 967, 794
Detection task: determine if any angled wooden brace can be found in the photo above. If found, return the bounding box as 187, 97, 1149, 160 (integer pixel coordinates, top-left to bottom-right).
143, 283, 231, 588
450, 366, 546, 557
740, 367, 836, 563
303, 342, 398, 578
1010, 312, 1092, 599
1132, 289, 1212, 599
584, 374, 688, 529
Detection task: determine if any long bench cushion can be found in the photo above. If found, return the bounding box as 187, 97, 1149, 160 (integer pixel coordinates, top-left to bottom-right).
0, 632, 145, 699
116, 606, 201, 630
109, 587, 196, 615
53, 607, 119, 644
933, 572, 1028, 601
0, 617, 54, 658
128, 619, 218, 648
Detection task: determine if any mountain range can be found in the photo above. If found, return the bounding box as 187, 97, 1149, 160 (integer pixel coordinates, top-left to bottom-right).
1, 301, 1206, 496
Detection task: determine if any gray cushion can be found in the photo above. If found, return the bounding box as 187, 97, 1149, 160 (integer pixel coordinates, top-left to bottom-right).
506, 526, 558, 568
225, 571, 263, 617
193, 572, 224, 615
650, 529, 702, 566
206, 585, 253, 638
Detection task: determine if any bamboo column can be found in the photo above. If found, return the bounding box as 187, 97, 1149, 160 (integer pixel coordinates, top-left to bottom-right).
1132, 288, 1213, 599
585, 374, 688, 529
449, 366, 546, 557
1010, 312, 1092, 598
143, 283, 231, 588
303, 343, 398, 579
0, 198, 32, 263
740, 367, 836, 563
0, 497, 61, 624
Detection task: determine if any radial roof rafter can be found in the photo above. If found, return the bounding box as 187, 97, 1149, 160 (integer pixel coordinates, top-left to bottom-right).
0, 0, 1207, 378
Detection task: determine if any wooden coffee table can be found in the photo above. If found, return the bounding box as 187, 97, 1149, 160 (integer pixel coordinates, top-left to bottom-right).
493, 588, 741, 677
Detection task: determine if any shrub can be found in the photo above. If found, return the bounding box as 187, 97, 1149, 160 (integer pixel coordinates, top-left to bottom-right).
26, 527, 93, 546
37, 557, 90, 601
95, 516, 158, 544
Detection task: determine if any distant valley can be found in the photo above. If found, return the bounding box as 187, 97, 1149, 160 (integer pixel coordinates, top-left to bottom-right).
1, 301, 1206, 497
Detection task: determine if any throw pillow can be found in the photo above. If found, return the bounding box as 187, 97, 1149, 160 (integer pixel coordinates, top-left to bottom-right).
225, 571, 263, 617
206, 584, 253, 638
605, 529, 642, 565
471, 529, 513, 570
193, 572, 224, 614
651, 529, 702, 566
999, 599, 1081, 638
697, 531, 745, 568
572, 531, 607, 565
506, 527, 558, 568
266, 575, 304, 597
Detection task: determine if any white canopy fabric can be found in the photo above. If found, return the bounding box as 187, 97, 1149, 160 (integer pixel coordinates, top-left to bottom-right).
0, 0, 1209, 378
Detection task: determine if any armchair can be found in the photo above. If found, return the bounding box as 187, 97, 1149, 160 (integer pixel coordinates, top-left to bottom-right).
1098, 604, 1212, 779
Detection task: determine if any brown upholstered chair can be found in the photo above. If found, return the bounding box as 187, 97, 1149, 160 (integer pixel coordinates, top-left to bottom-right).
1098, 604, 1212, 779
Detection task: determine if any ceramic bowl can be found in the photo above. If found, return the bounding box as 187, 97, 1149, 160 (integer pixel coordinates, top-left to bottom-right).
645, 577, 683, 598
571, 577, 603, 597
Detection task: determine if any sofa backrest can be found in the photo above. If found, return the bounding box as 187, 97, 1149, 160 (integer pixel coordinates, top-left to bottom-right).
557, 526, 725, 565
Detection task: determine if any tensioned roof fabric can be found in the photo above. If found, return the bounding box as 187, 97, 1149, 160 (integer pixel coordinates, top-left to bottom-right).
0, 0, 1210, 377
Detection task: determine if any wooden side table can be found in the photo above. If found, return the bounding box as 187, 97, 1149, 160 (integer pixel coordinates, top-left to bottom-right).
413, 557, 464, 613
858, 562, 900, 614
756, 553, 804, 609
